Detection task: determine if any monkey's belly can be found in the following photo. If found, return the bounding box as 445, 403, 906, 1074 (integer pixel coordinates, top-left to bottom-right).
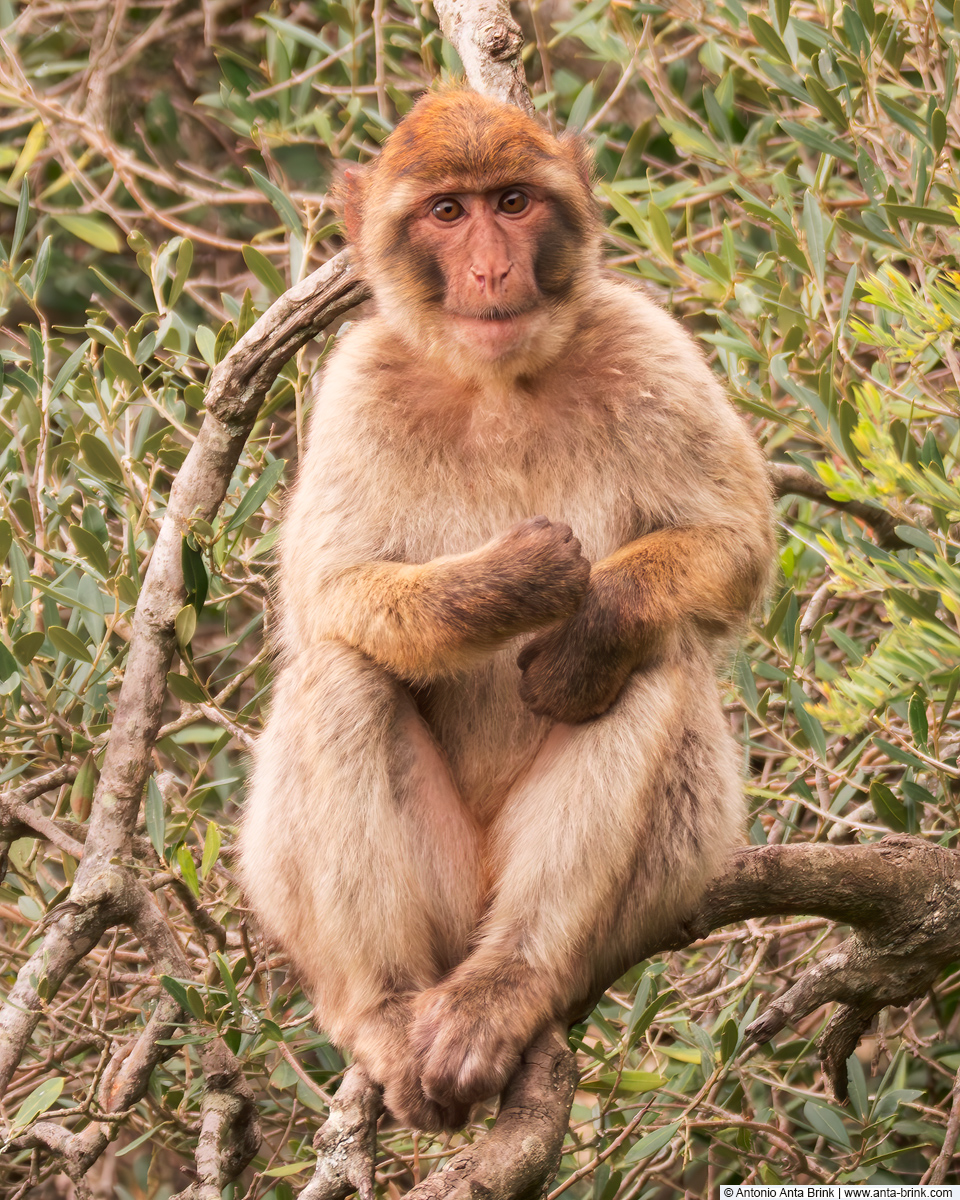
417, 650, 548, 825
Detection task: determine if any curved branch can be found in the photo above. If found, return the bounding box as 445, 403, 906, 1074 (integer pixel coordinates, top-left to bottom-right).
769, 462, 905, 548
299, 1066, 382, 1200
658, 836, 960, 1098
406, 1025, 577, 1200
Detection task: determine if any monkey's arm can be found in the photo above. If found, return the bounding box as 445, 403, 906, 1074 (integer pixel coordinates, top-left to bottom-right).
283, 516, 589, 683
518, 520, 774, 723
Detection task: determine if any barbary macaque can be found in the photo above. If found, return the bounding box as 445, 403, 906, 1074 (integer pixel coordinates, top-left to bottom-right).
239, 88, 775, 1131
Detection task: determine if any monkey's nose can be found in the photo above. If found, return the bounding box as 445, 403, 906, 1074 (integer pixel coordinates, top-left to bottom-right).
470, 263, 512, 296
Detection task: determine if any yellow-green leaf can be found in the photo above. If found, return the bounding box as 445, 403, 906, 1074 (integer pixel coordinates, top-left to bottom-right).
201, 821, 221, 879
52, 213, 122, 253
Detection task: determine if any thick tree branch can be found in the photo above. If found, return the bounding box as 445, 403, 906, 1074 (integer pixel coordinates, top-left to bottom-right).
659, 836, 960, 1099
406, 1025, 577, 1200
433, 0, 535, 117
0, 763, 83, 858
299, 1066, 382, 1200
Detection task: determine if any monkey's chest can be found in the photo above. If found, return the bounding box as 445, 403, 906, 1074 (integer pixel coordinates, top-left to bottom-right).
386, 443, 638, 564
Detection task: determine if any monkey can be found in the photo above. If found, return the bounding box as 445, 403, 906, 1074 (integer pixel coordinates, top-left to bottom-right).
238, 87, 775, 1133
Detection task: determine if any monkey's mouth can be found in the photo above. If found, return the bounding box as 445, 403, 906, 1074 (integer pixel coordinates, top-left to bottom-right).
446, 306, 545, 362
454, 310, 522, 322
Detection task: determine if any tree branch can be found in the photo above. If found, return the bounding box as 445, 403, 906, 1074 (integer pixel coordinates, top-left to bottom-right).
658, 836, 960, 1100
432, 0, 535, 117
769, 462, 905, 549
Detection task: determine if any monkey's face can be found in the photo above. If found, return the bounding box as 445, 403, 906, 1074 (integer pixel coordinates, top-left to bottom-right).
341, 90, 603, 374
400, 182, 564, 363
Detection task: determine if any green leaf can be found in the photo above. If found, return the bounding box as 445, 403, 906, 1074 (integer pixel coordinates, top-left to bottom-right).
225, 459, 286, 533
870, 781, 907, 833
213, 951, 243, 1018
167, 672, 207, 704
647, 201, 674, 262
181, 537, 208, 613
623, 1120, 681, 1164
69, 524, 110, 576
789, 682, 827, 760
175, 604, 197, 652
779, 119, 858, 166
802, 190, 826, 290
146, 775, 166, 859
52, 213, 122, 253
242, 244, 286, 298
908, 693, 929, 753
201, 821, 221, 879
196, 325, 217, 367
748, 14, 792, 62
49, 340, 91, 403
804, 75, 846, 128
720, 1018, 739, 1062
214, 321, 236, 363
11, 177, 29, 261
184, 984, 206, 1021
47, 625, 93, 664
0, 519, 11, 563
629, 989, 676, 1040
567, 81, 595, 132
159, 974, 191, 1011
930, 107, 947, 155
168, 238, 194, 308
893, 524, 937, 553
12, 1077, 64, 1129
579, 1070, 665, 1095
79, 433, 124, 484
881, 203, 958, 228
116, 1122, 170, 1158
104, 346, 143, 395
247, 167, 304, 234
13, 631, 44, 665
803, 1099, 851, 1149
263, 1162, 314, 1178
177, 844, 201, 898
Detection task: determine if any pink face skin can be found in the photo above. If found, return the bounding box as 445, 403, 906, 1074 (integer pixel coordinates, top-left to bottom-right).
413, 187, 554, 362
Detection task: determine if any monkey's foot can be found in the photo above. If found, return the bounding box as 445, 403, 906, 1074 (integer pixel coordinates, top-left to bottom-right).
349, 998, 471, 1132
380, 1056, 472, 1133
410, 974, 548, 1108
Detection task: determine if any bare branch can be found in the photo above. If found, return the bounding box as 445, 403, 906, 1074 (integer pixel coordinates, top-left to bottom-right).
299, 1066, 382, 1200
432, 0, 535, 117
769, 462, 905, 548
658, 836, 960, 1099
405, 1025, 577, 1200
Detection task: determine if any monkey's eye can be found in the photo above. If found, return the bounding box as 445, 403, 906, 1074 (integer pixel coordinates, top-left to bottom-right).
432, 198, 464, 222
498, 190, 529, 215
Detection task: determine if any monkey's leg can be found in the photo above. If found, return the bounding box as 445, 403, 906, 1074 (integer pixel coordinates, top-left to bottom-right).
240, 641, 482, 1130
410, 653, 742, 1109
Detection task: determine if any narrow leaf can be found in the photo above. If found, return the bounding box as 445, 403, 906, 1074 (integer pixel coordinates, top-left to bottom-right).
13, 1078, 64, 1129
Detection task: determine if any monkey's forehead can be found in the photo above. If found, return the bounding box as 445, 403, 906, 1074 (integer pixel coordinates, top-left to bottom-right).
375, 93, 577, 191
371, 159, 573, 202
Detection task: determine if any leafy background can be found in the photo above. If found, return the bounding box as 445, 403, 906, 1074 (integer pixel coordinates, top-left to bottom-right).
1, 0, 959, 1195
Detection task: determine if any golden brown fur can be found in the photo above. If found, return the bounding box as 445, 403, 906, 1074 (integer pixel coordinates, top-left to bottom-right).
239, 89, 775, 1131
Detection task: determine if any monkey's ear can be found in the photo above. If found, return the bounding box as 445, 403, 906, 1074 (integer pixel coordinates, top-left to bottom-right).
334, 164, 370, 244
559, 133, 594, 187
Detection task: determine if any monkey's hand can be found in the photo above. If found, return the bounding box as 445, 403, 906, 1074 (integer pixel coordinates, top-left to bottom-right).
476, 515, 590, 635
516, 574, 645, 723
